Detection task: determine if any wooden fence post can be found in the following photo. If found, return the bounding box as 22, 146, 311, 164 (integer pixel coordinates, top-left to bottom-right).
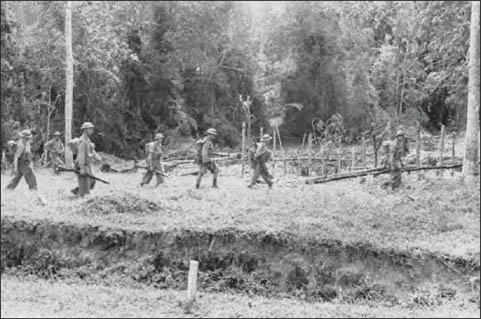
337, 146, 342, 174
307, 133, 313, 176
451, 132, 456, 163
362, 137, 366, 167
275, 125, 287, 176
319, 143, 324, 176
241, 122, 246, 177
187, 260, 199, 307
439, 124, 445, 176
416, 122, 421, 179
350, 148, 356, 172
272, 127, 277, 170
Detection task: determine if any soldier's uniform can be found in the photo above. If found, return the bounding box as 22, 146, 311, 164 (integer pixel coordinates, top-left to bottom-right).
74, 122, 96, 197
387, 130, 409, 190
248, 134, 274, 188
44, 131, 64, 174
5, 130, 38, 190
196, 128, 219, 188
141, 133, 165, 187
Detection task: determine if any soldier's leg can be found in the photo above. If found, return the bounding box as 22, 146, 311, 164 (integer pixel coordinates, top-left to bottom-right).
155, 173, 164, 187
210, 163, 219, 188
196, 165, 206, 188
141, 170, 153, 186
23, 166, 38, 190
248, 165, 262, 188
391, 170, 401, 190
5, 170, 23, 190
260, 165, 274, 187
77, 175, 89, 197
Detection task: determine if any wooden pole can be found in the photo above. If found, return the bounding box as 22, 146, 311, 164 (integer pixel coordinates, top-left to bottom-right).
416, 122, 421, 179
439, 124, 445, 176
350, 148, 356, 172
362, 137, 366, 167
337, 146, 342, 174
187, 260, 199, 305
274, 125, 287, 175
272, 126, 277, 170
307, 133, 313, 176
451, 133, 456, 163
320, 144, 325, 177
241, 122, 246, 177
64, 1, 74, 169
301, 133, 307, 154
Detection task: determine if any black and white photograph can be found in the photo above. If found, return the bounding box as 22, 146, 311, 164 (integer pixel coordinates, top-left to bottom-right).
1, 1, 480, 317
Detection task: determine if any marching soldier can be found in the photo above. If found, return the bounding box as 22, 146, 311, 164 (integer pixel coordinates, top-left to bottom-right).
387, 129, 409, 190
5, 130, 38, 191
196, 128, 219, 189
140, 133, 165, 187
248, 134, 274, 189
44, 131, 64, 174
73, 122, 96, 197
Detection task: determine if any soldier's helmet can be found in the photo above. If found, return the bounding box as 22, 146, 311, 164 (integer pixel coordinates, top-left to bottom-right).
81, 122, 95, 130
53, 131, 61, 136
155, 133, 164, 140
396, 129, 405, 137
206, 128, 218, 136
19, 130, 33, 139
260, 134, 272, 142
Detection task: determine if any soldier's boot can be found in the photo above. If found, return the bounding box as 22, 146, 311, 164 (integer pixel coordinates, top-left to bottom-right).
212, 177, 218, 188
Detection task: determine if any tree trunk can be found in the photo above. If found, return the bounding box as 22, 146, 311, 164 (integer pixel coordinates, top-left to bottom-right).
463, 1, 480, 179
64, 1, 74, 168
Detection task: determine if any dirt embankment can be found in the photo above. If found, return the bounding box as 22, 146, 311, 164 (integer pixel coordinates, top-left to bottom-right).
1, 216, 479, 305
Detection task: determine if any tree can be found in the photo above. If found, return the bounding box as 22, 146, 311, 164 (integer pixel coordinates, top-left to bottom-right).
463, 1, 480, 179
64, 1, 73, 168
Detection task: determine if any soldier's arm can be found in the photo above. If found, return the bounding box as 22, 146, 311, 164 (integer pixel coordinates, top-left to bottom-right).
59, 142, 65, 155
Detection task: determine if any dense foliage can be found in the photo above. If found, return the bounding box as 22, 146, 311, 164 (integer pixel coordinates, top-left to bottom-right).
0, 1, 473, 158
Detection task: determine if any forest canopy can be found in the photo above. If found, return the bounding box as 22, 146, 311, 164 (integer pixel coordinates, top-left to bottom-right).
0, 1, 473, 158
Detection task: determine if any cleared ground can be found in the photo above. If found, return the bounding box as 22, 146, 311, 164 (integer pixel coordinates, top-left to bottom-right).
1, 164, 479, 259
1, 274, 479, 318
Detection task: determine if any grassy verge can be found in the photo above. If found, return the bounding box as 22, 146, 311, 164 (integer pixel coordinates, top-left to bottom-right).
1, 274, 479, 318
1, 165, 479, 260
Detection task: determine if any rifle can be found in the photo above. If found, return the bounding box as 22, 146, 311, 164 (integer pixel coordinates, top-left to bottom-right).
57, 166, 110, 184
134, 163, 169, 177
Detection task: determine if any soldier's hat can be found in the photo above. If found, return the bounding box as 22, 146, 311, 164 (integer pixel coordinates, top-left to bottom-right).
19, 130, 33, 139
396, 129, 405, 137
53, 131, 61, 136
81, 122, 95, 130
154, 133, 164, 140
260, 134, 272, 142
206, 128, 218, 136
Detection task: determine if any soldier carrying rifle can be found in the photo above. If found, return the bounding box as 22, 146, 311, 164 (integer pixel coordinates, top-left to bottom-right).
44, 131, 64, 174
248, 134, 274, 189
5, 130, 38, 191
71, 122, 97, 197
140, 133, 166, 187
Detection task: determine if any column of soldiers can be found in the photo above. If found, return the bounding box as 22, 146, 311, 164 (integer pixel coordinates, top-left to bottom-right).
3, 122, 410, 196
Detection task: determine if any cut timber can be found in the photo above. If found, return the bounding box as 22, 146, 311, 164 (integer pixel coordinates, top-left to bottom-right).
305, 163, 462, 184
